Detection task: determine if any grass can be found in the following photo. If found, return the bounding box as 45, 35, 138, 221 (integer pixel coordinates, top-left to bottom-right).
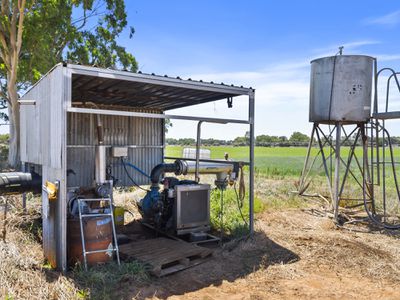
166, 145, 326, 177
166, 145, 400, 178
0, 195, 149, 300
209, 187, 264, 237
71, 261, 149, 299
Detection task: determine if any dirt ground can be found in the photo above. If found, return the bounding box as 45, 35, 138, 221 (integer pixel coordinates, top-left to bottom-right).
126, 209, 400, 300
3, 197, 400, 299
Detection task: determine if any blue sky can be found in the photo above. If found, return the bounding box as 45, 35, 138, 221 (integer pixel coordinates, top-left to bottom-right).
116, 0, 400, 139
4, 1, 400, 139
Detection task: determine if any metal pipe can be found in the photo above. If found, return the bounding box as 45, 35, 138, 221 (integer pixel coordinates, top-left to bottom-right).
299, 125, 316, 193
333, 123, 341, 221
85, 102, 104, 144
67, 107, 250, 125
195, 121, 203, 182
164, 156, 249, 166
249, 90, 255, 234
315, 125, 334, 202
95, 145, 107, 184
181, 161, 234, 174
0, 172, 42, 195
150, 161, 180, 185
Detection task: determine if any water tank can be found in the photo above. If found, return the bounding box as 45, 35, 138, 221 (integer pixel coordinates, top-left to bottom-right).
309, 55, 374, 124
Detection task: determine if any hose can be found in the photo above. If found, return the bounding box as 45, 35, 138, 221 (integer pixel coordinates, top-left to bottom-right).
363, 124, 400, 229
238, 166, 245, 207
119, 160, 151, 179
121, 158, 150, 192
234, 182, 248, 227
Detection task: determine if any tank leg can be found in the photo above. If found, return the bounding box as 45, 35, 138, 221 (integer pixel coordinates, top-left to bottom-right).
333, 123, 342, 222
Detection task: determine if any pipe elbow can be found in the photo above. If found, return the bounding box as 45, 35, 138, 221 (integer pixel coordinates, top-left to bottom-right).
150, 161, 181, 185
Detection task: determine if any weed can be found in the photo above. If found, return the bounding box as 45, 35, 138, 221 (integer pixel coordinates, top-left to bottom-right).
210, 187, 264, 237
71, 260, 149, 299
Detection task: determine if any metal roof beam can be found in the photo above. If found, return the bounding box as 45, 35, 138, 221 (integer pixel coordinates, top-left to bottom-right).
68, 65, 252, 95
67, 107, 250, 124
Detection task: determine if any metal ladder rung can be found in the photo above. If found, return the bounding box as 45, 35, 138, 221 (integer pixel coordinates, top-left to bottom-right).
80, 213, 113, 218
79, 198, 112, 202
85, 248, 118, 255
77, 196, 120, 270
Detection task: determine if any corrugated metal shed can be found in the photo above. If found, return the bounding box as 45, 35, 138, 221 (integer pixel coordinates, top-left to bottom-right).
19, 63, 255, 272
67, 111, 163, 187
68, 63, 251, 110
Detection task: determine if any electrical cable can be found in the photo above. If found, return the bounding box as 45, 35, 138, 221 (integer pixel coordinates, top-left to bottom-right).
328, 52, 340, 189
238, 165, 245, 205
234, 182, 248, 227
220, 187, 224, 242
120, 157, 150, 192
363, 124, 400, 229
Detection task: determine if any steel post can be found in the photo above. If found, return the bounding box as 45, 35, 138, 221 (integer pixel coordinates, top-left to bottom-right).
249, 90, 255, 234
195, 121, 203, 182
299, 125, 316, 193
333, 123, 342, 221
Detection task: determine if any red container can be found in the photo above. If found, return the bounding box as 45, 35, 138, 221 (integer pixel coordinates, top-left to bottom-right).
67, 217, 113, 266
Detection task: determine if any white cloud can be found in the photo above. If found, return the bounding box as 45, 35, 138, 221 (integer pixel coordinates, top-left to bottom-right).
165, 40, 400, 139
365, 10, 400, 26
167, 60, 312, 139
313, 40, 380, 57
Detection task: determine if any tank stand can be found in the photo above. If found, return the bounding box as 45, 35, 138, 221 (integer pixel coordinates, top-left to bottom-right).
299, 122, 371, 224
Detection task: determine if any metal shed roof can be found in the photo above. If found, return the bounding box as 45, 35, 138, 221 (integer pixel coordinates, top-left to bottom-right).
68, 63, 253, 111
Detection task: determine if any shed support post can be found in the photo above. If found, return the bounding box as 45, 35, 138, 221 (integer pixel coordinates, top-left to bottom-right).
249, 90, 255, 234
195, 121, 203, 182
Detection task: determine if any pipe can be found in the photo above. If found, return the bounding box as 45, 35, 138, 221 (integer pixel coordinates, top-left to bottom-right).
150, 161, 180, 185
95, 145, 107, 184
180, 160, 234, 175
85, 102, 104, 144
0, 172, 42, 195
195, 121, 203, 182
149, 159, 236, 186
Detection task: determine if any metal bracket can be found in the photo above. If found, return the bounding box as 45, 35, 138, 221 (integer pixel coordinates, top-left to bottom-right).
18, 100, 36, 105
227, 97, 233, 108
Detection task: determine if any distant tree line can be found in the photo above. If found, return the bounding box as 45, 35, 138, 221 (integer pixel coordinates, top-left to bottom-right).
166, 131, 313, 147
166, 131, 400, 147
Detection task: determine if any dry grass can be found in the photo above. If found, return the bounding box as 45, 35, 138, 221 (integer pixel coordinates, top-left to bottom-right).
0, 196, 80, 300
0, 194, 149, 300
2, 175, 400, 299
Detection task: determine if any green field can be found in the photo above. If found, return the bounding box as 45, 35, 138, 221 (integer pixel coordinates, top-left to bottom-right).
166, 145, 400, 178
166, 146, 311, 177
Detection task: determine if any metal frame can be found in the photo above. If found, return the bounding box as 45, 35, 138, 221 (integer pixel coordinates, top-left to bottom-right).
174, 184, 211, 233
20, 63, 256, 272
299, 123, 371, 220
300, 60, 400, 229
66, 64, 256, 236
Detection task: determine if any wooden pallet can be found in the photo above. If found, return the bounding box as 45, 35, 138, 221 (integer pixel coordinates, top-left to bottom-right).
119, 237, 213, 276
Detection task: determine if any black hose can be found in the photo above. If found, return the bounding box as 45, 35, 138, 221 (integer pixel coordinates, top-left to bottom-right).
121, 158, 150, 192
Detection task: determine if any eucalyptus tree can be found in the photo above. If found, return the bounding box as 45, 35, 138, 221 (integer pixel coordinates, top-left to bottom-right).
0, 0, 137, 166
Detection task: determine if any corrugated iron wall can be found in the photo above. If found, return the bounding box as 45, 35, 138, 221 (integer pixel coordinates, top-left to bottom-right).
20, 64, 67, 270
67, 111, 163, 187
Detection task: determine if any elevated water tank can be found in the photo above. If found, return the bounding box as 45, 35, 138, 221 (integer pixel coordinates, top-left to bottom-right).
309, 55, 374, 124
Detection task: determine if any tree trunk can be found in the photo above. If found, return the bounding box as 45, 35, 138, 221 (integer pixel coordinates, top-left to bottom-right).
7, 87, 19, 168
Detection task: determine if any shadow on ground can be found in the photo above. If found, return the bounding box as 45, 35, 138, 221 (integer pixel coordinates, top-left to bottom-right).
122, 230, 299, 300
37, 220, 299, 299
